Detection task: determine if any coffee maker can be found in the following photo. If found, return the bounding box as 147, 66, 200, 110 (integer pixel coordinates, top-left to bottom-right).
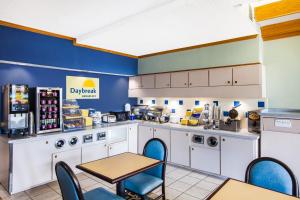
2, 84, 30, 137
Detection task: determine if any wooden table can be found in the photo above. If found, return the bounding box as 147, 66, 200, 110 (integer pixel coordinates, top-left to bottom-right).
207, 179, 299, 200
76, 152, 162, 197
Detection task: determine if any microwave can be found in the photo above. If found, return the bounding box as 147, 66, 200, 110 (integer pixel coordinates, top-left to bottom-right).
110, 111, 129, 122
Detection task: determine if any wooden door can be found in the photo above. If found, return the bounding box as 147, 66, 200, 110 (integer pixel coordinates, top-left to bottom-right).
233, 65, 261, 86
171, 71, 189, 88
209, 67, 233, 86
189, 69, 209, 87
155, 73, 171, 88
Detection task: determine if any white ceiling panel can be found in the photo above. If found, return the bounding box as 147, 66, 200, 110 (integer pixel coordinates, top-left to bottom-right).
0, 0, 258, 56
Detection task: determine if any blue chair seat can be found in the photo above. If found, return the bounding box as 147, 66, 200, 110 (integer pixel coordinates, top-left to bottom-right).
84, 187, 123, 200
124, 172, 163, 195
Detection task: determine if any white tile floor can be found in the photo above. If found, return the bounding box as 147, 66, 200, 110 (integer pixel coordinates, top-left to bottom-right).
0, 164, 226, 200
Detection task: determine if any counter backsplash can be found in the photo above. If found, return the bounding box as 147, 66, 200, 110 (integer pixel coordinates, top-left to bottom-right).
138, 97, 268, 128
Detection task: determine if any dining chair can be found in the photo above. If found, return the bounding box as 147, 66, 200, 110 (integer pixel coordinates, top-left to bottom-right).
245, 157, 299, 197
124, 138, 168, 200
55, 161, 124, 200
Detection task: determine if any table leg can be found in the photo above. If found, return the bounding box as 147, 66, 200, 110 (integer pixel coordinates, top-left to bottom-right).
116, 181, 126, 197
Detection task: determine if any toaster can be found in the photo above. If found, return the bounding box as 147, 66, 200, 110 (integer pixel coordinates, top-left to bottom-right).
102, 114, 117, 123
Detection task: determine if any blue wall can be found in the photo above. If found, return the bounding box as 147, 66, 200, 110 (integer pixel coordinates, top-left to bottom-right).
0, 25, 138, 118
0, 26, 137, 75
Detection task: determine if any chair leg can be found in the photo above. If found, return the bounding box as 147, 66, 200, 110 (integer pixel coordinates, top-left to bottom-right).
162, 183, 166, 200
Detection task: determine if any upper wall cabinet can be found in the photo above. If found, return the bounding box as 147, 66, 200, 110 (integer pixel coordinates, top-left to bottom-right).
128, 64, 265, 98
141, 75, 155, 89
209, 67, 233, 86
171, 71, 189, 88
233, 65, 261, 86
129, 76, 141, 89
155, 73, 171, 88
189, 69, 209, 87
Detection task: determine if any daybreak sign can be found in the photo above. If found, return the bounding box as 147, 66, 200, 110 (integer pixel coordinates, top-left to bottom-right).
66, 76, 99, 99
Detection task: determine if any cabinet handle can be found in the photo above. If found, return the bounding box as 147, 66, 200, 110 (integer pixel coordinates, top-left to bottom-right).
104, 144, 107, 147
227, 81, 231, 84
54, 155, 57, 158
191, 148, 194, 151
184, 83, 187, 85
234, 81, 237, 84
46, 141, 48, 144
186, 133, 188, 136
189, 83, 192, 85
222, 138, 226, 142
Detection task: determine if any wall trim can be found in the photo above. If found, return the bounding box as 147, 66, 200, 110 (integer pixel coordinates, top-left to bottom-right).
138, 34, 258, 58
261, 19, 300, 41
254, 0, 300, 22
0, 20, 138, 59
0, 60, 133, 77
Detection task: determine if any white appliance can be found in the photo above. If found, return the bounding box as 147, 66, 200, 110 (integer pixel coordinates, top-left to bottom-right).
261, 111, 300, 183
190, 132, 221, 174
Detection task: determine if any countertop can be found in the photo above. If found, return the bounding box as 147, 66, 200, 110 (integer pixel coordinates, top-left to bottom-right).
0, 120, 259, 144
261, 108, 300, 119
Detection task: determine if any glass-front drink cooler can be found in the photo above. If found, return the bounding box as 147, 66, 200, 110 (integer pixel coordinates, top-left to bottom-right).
33, 87, 63, 134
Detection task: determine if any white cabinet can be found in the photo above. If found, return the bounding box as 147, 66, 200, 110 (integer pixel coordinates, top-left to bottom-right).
233, 65, 261, 86
108, 141, 128, 156
153, 128, 171, 161
52, 148, 82, 178
191, 146, 220, 174
138, 126, 154, 154
188, 69, 209, 87
170, 130, 190, 166
141, 75, 155, 89
129, 76, 141, 89
209, 67, 233, 86
171, 71, 189, 88
128, 124, 138, 153
12, 139, 53, 194
82, 142, 108, 163
221, 136, 258, 181
155, 73, 171, 88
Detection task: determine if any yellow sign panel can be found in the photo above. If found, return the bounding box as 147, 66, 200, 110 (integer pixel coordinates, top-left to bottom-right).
66, 76, 99, 99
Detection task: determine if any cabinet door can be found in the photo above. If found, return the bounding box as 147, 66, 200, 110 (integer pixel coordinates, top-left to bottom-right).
233, 65, 261, 86
82, 142, 108, 163
189, 70, 209, 87
191, 146, 220, 174
12, 139, 53, 193
153, 128, 171, 161
171, 71, 189, 88
141, 75, 155, 89
52, 148, 82, 178
155, 73, 171, 88
129, 76, 141, 89
128, 124, 138, 153
109, 141, 128, 156
221, 136, 258, 180
209, 67, 233, 86
171, 130, 190, 166
138, 126, 154, 154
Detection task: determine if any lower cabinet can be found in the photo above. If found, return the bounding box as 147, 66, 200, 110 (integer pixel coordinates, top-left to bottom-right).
221, 136, 258, 181
108, 140, 128, 156
138, 125, 154, 154
82, 142, 108, 163
12, 139, 53, 194
191, 146, 220, 174
52, 148, 82, 179
170, 130, 190, 166
153, 128, 171, 161
128, 124, 138, 153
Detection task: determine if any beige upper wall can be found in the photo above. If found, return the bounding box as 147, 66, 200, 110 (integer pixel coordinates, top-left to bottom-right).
138, 37, 261, 74
264, 36, 300, 109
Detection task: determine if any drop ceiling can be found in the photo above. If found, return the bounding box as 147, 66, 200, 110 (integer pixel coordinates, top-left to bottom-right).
0, 0, 258, 57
